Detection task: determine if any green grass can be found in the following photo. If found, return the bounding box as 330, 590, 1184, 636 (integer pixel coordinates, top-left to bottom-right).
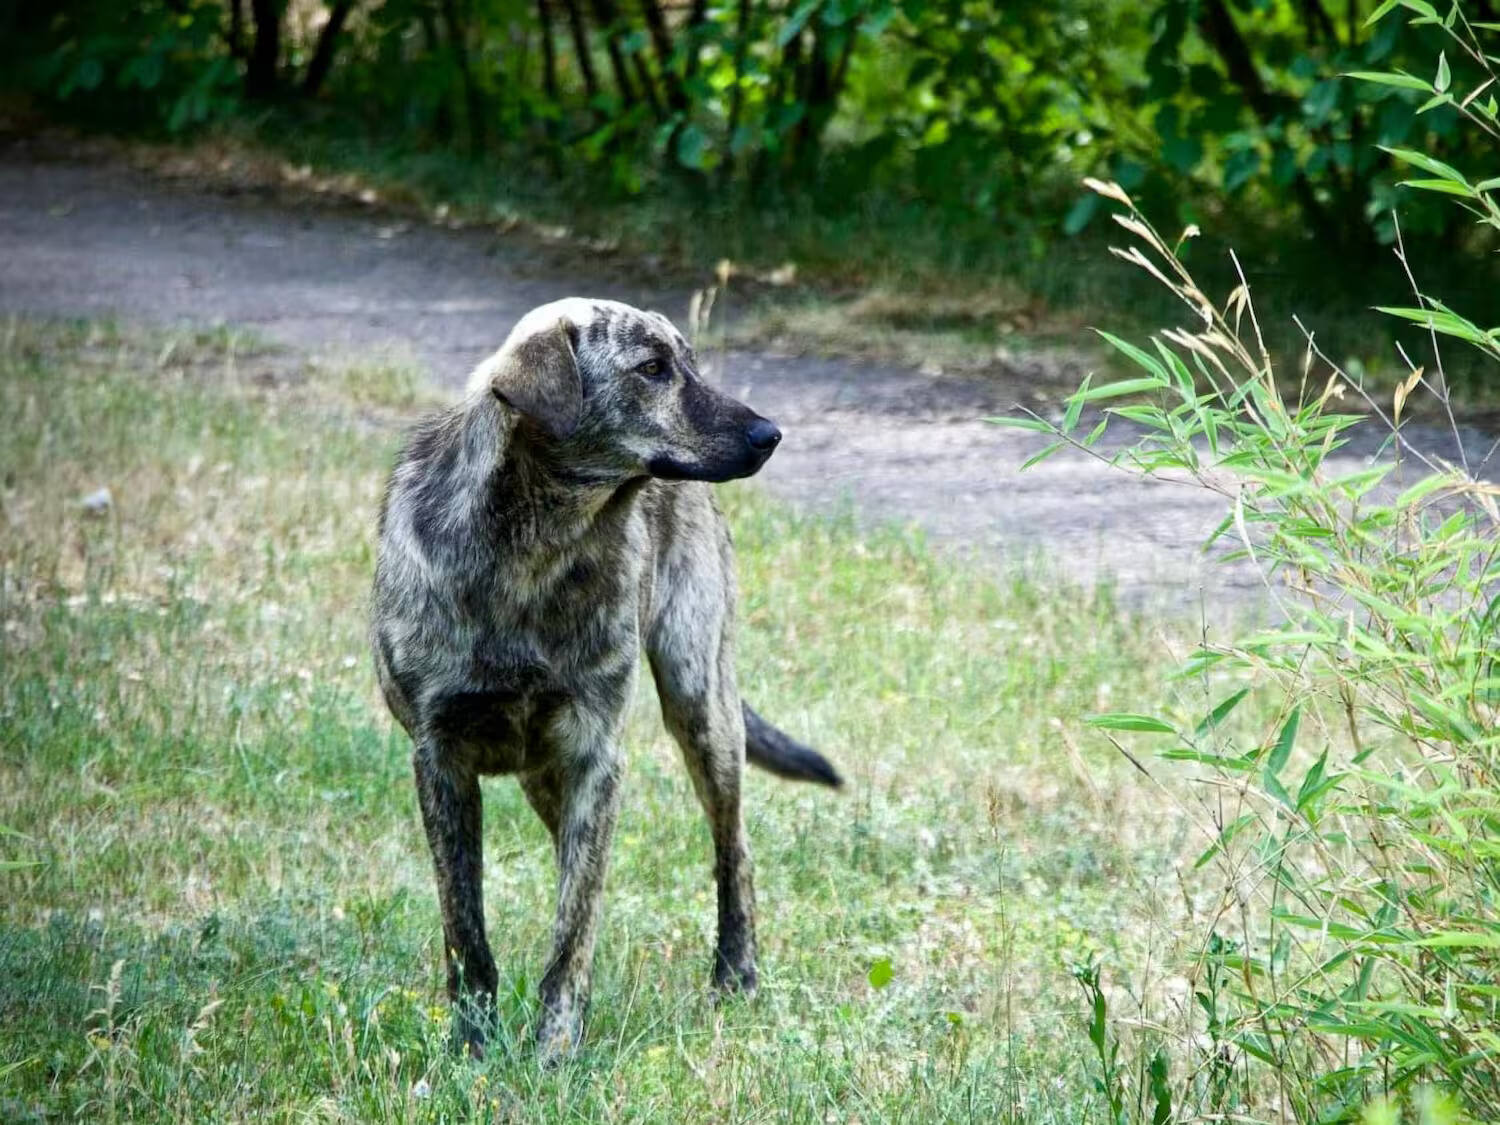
1, 317, 1205, 1121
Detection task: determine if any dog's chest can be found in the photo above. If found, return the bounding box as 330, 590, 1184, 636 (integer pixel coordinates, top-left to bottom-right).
430, 560, 639, 771
426, 645, 565, 773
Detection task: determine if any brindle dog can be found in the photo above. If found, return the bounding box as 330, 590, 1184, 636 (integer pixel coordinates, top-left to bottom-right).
371, 298, 842, 1061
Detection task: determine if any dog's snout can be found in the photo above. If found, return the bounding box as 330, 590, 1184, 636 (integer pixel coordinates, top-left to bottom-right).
745, 419, 781, 453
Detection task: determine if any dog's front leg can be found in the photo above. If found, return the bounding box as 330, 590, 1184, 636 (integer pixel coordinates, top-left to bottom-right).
413, 739, 498, 1057
536, 733, 622, 1064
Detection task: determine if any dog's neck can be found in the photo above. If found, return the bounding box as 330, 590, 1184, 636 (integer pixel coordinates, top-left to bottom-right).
460, 393, 644, 557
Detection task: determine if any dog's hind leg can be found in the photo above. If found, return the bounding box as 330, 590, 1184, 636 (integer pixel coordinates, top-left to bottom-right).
518, 765, 563, 849
647, 592, 758, 996
413, 738, 498, 1057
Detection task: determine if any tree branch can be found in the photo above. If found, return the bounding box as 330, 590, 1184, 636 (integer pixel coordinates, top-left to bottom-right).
561, 0, 599, 100
226, 0, 248, 61
590, 0, 639, 107
639, 0, 685, 111
302, 0, 355, 98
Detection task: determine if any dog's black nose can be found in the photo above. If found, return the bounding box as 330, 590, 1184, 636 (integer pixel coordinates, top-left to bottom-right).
745, 419, 782, 452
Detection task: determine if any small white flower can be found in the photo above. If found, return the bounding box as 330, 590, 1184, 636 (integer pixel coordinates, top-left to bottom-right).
80, 487, 113, 516
411, 1079, 432, 1100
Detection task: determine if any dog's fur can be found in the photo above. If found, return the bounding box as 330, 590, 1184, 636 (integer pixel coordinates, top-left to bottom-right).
371, 298, 842, 1060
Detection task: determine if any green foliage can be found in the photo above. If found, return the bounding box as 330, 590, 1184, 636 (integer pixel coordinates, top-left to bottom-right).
22, 0, 243, 132
7, 0, 1499, 255
1002, 7, 1500, 1117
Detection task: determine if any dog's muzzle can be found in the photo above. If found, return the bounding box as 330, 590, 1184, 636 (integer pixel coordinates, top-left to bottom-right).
647, 414, 783, 482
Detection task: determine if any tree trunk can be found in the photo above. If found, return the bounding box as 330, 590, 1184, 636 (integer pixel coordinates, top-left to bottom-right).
439, 0, 487, 151
227, 0, 248, 60
1296, 0, 1335, 46
632, 54, 663, 118
561, 0, 599, 100
639, 0, 684, 111
1195, 0, 1351, 249
589, 0, 638, 107
790, 23, 853, 172
720, 0, 752, 181
680, 0, 707, 83
752, 28, 802, 185
246, 0, 282, 98
416, 8, 453, 139
537, 0, 560, 102
302, 0, 356, 98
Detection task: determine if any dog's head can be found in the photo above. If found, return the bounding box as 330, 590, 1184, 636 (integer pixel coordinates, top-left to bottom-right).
469, 298, 781, 483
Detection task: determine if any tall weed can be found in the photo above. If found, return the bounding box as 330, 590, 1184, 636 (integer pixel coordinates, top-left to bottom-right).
1000, 4, 1500, 1119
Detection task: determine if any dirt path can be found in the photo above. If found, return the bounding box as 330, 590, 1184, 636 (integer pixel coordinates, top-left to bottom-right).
3, 145, 1492, 616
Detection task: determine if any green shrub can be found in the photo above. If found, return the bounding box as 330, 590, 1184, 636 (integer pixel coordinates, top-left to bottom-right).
22, 0, 243, 132
1001, 3, 1500, 1119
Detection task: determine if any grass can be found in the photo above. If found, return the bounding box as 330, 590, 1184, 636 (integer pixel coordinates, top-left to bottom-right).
0, 316, 1224, 1121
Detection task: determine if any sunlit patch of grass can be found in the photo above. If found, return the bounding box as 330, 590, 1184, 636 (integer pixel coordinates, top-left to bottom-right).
1, 317, 1204, 1121
319, 352, 445, 412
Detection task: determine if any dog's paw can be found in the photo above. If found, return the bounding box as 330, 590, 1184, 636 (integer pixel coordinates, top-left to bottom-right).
534, 1012, 582, 1068
452, 1020, 488, 1060
450, 994, 497, 1060
711, 955, 758, 1001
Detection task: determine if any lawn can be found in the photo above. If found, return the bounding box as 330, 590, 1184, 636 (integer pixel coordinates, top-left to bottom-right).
0, 318, 1203, 1122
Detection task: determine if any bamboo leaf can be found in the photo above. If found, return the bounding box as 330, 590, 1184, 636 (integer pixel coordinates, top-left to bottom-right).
1092, 330, 1170, 382
1265, 706, 1300, 778
1086, 713, 1176, 734
1379, 146, 1469, 184
1194, 689, 1251, 738
984, 415, 1055, 432
1020, 440, 1066, 470
1345, 70, 1433, 91
1069, 377, 1168, 403
1399, 177, 1474, 196
1062, 374, 1090, 432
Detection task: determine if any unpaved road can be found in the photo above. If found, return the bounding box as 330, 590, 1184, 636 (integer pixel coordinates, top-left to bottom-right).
3, 146, 1493, 615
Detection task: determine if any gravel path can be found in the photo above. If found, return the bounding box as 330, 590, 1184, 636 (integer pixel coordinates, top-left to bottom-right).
3, 144, 1492, 616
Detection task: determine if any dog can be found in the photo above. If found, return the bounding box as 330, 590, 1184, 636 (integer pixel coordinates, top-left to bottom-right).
371, 297, 842, 1060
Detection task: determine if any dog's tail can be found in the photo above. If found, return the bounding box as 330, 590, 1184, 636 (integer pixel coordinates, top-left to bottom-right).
742, 703, 843, 788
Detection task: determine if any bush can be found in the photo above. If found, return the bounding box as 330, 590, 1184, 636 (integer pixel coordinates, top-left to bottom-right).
1002, 4, 1500, 1119
19, 0, 243, 132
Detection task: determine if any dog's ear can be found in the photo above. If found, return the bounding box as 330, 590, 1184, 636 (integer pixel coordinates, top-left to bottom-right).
486, 318, 582, 440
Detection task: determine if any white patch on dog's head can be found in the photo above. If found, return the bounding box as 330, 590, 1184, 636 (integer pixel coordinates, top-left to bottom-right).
465, 297, 639, 397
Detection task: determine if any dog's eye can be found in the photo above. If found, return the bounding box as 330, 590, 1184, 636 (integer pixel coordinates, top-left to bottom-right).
636, 359, 668, 380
